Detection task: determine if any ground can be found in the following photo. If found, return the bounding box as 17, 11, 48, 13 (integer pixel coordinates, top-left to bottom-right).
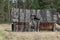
0, 24, 60, 40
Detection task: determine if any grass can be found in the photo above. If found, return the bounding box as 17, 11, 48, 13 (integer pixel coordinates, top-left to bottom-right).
0, 24, 60, 40
0, 30, 4, 36
0, 24, 11, 40
0, 30, 5, 40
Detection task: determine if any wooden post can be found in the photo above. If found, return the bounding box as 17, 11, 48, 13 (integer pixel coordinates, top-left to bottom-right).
28, 10, 31, 32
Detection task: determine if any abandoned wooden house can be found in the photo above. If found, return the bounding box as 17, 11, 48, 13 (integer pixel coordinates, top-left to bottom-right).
11, 8, 58, 32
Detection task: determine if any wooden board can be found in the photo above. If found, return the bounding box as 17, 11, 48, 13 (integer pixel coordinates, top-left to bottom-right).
39, 23, 54, 30
11, 8, 57, 23
13, 22, 29, 31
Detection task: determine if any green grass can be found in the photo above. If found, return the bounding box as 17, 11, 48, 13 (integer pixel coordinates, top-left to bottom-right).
0, 30, 4, 36
0, 30, 5, 40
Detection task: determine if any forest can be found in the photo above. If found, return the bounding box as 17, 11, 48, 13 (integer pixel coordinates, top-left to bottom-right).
0, 0, 60, 23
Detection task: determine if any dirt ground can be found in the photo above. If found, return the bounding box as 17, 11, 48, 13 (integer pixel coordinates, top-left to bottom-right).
0, 24, 60, 40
